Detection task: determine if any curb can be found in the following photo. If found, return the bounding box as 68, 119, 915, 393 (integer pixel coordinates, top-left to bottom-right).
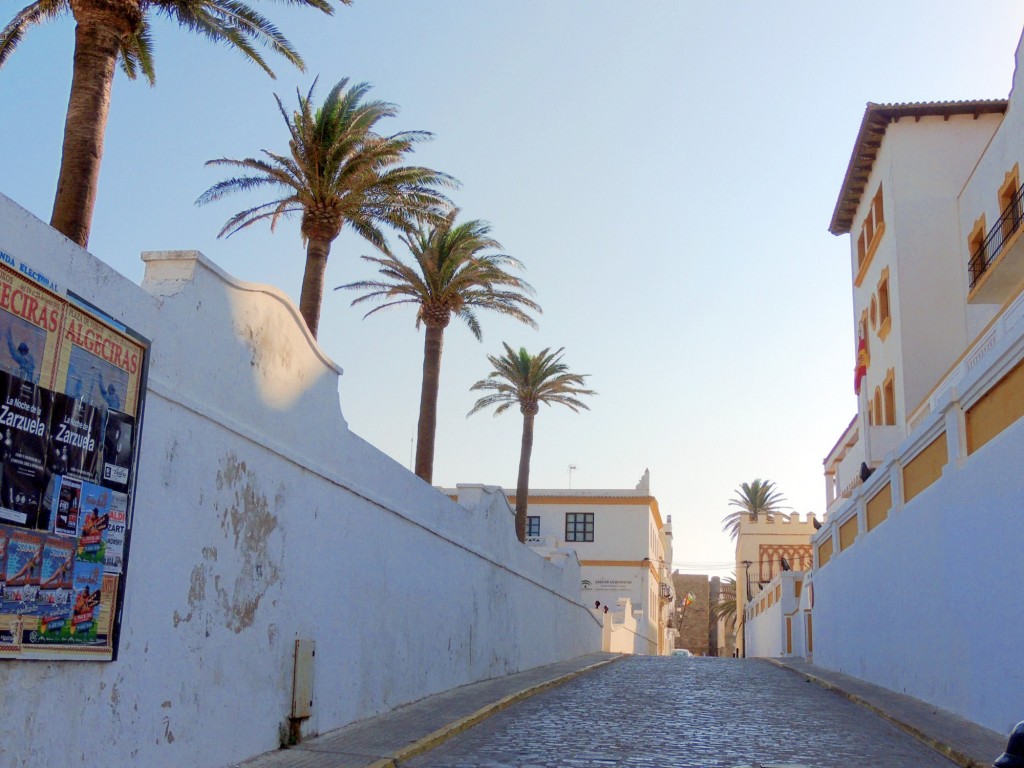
365, 655, 626, 768
765, 659, 986, 768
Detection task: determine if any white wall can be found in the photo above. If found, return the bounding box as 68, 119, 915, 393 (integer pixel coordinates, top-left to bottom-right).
743, 571, 802, 659
605, 597, 643, 654
889, 115, 1003, 414
506, 491, 671, 654
812, 312, 1024, 734
0, 195, 601, 768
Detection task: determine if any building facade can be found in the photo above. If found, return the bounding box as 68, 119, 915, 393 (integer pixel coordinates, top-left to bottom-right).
670, 572, 709, 655
811, 28, 1024, 734
735, 512, 817, 657
455, 471, 676, 655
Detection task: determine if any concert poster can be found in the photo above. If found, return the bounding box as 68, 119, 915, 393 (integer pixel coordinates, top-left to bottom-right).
2, 529, 44, 614
103, 491, 128, 574
0, 266, 64, 389
46, 391, 103, 484
50, 476, 82, 537
0, 372, 53, 529
0, 259, 147, 660
76, 482, 111, 566
54, 305, 142, 418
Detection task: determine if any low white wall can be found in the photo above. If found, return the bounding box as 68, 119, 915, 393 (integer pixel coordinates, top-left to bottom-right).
0, 195, 601, 768
813, 397, 1024, 734
743, 571, 802, 659
606, 597, 643, 654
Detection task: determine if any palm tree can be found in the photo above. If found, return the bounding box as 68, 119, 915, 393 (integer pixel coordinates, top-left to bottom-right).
721, 478, 787, 540
197, 78, 457, 339
709, 576, 737, 624
710, 576, 739, 657
337, 211, 540, 484
1, 0, 339, 249
468, 344, 595, 542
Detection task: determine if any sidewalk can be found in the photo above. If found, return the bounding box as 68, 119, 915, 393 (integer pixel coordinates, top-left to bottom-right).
767, 657, 1008, 768
234, 652, 623, 768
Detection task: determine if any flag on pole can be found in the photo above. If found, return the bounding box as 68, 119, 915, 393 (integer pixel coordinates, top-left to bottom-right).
854, 332, 869, 394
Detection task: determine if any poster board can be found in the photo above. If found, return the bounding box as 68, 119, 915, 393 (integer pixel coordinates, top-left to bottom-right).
0, 255, 146, 661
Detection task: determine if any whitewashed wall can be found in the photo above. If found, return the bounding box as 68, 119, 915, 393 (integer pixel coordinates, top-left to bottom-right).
0, 194, 601, 768
812, 312, 1024, 734
743, 571, 802, 659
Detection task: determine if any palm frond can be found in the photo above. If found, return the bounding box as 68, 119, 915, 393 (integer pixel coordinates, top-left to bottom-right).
467, 343, 596, 418
0, 0, 67, 68
337, 210, 538, 340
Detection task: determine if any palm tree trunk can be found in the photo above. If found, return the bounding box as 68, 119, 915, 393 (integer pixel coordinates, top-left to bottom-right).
50, 15, 124, 248
414, 322, 444, 483
299, 238, 332, 339
514, 410, 536, 543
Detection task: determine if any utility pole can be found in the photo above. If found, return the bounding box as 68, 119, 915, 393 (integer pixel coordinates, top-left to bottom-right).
740, 560, 752, 658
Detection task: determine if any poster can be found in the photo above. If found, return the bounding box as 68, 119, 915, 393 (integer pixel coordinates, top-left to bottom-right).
38, 535, 74, 625
101, 410, 134, 492
0, 372, 53, 529
0, 266, 64, 389
66, 560, 102, 643
50, 476, 82, 537
2, 529, 43, 614
0, 258, 147, 661
104, 491, 128, 574
55, 305, 143, 418
47, 392, 103, 484
76, 482, 111, 566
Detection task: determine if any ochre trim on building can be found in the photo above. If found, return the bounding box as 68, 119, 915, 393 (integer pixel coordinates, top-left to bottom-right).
578, 559, 661, 582
817, 537, 834, 568
854, 220, 885, 287
966, 357, 1024, 453
839, 516, 859, 551
866, 482, 892, 531
513, 494, 665, 530
908, 278, 1024, 421
902, 434, 948, 503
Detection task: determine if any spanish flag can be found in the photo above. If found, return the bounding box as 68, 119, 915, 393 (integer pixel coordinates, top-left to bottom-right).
854, 334, 869, 394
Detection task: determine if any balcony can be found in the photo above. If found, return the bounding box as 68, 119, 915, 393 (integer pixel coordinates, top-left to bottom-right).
969, 182, 1024, 303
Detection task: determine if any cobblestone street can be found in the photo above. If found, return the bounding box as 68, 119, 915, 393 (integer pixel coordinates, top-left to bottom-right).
403, 656, 958, 768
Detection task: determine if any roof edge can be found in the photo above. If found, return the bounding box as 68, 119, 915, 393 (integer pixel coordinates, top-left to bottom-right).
828, 100, 1008, 236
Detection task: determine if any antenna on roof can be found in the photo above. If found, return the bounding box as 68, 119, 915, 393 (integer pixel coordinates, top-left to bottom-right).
568, 464, 578, 489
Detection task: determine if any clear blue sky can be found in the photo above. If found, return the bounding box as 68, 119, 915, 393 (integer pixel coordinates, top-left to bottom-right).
2, 1, 1023, 574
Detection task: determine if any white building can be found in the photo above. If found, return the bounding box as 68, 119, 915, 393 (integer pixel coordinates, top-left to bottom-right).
811, 28, 1024, 734
449, 470, 676, 655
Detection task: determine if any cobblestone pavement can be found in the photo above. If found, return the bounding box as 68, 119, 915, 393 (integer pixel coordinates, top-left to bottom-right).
403, 656, 958, 768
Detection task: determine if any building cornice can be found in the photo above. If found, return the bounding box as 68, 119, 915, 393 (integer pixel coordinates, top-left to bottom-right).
829, 100, 1007, 236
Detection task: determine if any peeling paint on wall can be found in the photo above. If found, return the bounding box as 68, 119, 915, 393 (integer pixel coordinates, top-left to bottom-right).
210, 452, 282, 633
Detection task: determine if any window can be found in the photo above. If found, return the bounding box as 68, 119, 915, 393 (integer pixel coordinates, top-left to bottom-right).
883, 369, 896, 426
873, 387, 882, 426
855, 185, 885, 286
877, 268, 891, 340
999, 164, 1021, 244
968, 214, 988, 287
526, 516, 540, 538
565, 512, 594, 542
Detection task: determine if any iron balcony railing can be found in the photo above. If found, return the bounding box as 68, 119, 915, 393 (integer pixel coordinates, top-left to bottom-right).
969, 181, 1024, 290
